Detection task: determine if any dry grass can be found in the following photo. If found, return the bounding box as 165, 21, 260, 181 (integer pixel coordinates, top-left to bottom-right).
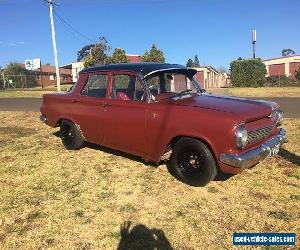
0, 112, 299, 249
0, 85, 72, 98
208, 87, 300, 98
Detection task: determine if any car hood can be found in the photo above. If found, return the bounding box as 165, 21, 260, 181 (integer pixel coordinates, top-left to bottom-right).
173, 94, 278, 122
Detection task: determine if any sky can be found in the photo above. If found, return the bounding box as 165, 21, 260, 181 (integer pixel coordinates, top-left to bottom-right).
0, 0, 299, 69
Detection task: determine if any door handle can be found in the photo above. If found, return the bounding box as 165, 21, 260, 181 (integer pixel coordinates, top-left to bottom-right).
102, 103, 112, 107
71, 99, 79, 103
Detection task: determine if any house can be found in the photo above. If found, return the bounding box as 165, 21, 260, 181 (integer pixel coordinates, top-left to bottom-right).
263, 55, 300, 79
126, 54, 142, 63
191, 66, 230, 88
61, 61, 84, 83
32, 64, 72, 87
61, 56, 142, 83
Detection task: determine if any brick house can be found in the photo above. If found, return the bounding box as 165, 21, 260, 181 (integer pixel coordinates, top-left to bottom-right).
263, 55, 300, 80
191, 66, 230, 88
126, 54, 142, 63
31, 65, 72, 87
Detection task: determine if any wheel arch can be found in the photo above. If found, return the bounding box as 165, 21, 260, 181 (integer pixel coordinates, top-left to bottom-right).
55, 116, 76, 127
162, 135, 219, 164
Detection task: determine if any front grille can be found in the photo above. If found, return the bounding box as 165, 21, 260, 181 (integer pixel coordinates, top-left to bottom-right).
247, 125, 273, 144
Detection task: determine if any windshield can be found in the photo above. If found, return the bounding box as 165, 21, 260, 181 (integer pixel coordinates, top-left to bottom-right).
145, 71, 203, 101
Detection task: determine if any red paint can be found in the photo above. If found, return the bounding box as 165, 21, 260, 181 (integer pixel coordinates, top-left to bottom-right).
41, 68, 279, 175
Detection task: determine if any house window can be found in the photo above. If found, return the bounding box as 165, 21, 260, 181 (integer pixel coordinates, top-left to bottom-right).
49, 75, 55, 81
36, 74, 41, 80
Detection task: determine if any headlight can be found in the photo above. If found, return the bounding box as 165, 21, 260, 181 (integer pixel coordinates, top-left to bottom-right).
236, 124, 248, 149
276, 109, 284, 126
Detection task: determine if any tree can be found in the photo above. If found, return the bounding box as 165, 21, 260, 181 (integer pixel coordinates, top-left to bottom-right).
193, 55, 200, 67
186, 55, 200, 67
77, 44, 93, 62
230, 58, 267, 87
186, 58, 193, 67
295, 66, 300, 81
3, 62, 26, 76
3, 62, 36, 88
141, 44, 165, 63
141, 50, 150, 62
282, 48, 295, 57
105, 48, 129, 64
77, 37, 111, 67
0, 66, 3, 89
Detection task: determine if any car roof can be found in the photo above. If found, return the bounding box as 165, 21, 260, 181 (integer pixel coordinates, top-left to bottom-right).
80, 62, 196, 78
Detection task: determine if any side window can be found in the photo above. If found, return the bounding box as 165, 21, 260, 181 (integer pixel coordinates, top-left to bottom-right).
82, 74, 107, 98
112, 74, 145, 101
171, 73, 188, 92
146, 75, 160, 97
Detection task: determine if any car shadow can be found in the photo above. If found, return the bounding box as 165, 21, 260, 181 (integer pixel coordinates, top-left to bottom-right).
53, 131, 233, 184
117, 221, 173, 250
52, 131, 158, 167
279, 148, 300, 166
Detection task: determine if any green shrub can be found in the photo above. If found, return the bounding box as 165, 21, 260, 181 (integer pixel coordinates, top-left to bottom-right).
295, 66, 300, 80
230, 58, 267, 87
265, 75, 299, 87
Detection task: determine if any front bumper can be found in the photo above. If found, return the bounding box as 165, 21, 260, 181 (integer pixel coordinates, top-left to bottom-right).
219, 128, 286, 169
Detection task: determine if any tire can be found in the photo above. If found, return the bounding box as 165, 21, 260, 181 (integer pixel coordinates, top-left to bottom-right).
170, 138, 217, 186
60, 120, 85, 150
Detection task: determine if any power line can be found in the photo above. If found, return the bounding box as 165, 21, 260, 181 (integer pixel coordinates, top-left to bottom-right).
42, 0, 94, 43
53, 9, 94, 43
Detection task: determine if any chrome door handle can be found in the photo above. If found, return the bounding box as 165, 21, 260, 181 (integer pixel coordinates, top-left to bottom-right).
71, 99, 79, 103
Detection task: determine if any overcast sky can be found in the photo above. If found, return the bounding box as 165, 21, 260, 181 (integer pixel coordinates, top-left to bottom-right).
0, 0, 299, 69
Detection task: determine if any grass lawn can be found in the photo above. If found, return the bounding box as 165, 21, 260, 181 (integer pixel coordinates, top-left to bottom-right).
0, 112, 299, 249
209, 87, 300, 98
0, 85, 72, 98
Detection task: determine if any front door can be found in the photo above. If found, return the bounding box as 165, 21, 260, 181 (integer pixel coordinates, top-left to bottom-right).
71, 72, 110, 144
103, 72, 148, 156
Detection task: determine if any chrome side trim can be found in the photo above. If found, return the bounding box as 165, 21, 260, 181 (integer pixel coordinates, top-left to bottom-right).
220, 128, 286, 169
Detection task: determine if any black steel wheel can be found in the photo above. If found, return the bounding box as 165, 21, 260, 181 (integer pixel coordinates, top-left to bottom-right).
170, 138, 217, 186
60, 120, 85, 150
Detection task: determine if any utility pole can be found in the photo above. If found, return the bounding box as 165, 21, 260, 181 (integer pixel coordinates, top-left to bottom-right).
2, 72, 5, 89
48, 0, 61, 91
252, 29, 256, 59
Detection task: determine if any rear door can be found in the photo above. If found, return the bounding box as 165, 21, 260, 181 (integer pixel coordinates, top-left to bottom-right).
71, 72, 111, 144
103, 72, 148, 156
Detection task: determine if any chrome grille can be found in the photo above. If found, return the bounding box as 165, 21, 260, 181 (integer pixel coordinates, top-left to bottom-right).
247, 126, 273, 144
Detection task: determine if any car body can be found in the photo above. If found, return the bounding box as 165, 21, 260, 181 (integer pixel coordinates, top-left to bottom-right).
40, 63, 286, 186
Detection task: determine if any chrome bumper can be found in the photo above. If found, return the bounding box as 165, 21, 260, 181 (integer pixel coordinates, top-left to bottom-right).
219, 128, 286, 169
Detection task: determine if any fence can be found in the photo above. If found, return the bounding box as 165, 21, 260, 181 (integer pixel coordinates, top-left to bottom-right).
0, 73, 37, 89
